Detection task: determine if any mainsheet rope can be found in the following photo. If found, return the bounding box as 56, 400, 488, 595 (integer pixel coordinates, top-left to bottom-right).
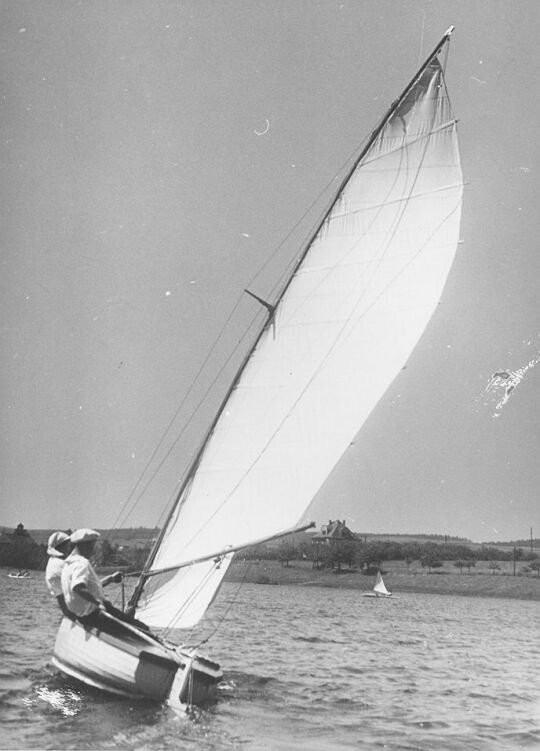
186, 559, 254, 649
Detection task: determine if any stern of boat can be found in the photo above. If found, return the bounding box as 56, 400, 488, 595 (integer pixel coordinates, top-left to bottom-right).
173, 648, 223, 706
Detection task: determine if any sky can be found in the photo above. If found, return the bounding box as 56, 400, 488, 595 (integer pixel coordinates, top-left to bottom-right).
1, 0, 539, 542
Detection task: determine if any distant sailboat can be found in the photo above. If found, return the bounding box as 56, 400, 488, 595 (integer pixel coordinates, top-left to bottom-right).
52, 27, 462, 707
362, 570, 395, 598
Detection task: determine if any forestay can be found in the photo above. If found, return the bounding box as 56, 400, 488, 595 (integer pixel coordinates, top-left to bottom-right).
134, 41, 463, 629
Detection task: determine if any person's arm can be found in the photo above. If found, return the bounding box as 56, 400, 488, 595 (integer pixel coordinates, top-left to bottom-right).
100, 571, 123, 587
72, 582, 105, 610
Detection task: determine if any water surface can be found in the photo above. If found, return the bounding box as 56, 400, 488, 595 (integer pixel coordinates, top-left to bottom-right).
1, 574, 539, 749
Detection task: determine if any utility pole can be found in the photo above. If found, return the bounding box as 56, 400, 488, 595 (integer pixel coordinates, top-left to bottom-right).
531, 527, 534, 556
513, 546, 516, 577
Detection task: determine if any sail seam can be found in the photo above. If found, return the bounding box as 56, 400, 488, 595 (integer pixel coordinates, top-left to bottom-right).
283, 89, 436, 338
328, 92, 456, 350
282, 115, 414, 328
359, 119, 457, 167
328, 182, 463, 219
335, 198, 462, 355
322, 66, 451, 330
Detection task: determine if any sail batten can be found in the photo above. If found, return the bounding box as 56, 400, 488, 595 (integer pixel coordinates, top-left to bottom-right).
330, 182, 463, 218
134, 34, 463, 631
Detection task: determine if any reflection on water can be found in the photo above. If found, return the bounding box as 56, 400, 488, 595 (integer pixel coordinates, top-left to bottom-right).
22, 685, 82, 717
1, 575, 539, 750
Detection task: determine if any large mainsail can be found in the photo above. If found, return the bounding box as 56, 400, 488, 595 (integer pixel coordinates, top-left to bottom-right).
134, 31, 463, 629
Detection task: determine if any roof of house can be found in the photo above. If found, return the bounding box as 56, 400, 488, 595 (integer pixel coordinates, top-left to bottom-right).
314, 519, 357, 541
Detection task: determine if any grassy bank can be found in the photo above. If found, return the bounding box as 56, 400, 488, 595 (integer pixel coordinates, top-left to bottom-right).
225, 559, 540, 601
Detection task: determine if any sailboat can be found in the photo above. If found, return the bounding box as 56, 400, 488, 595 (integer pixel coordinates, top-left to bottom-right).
51, 27, 463, 707
362, 570, 395, 598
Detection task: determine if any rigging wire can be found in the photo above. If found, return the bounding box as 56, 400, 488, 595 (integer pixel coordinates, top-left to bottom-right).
113, 310, 263, 531
110, 296, 242, 529
114, 39, 454, 554
153, 61, 460, 558
158, 559, 227, 637
111, 295, 257, 530
189, 559, 254, 649
247, 135, 372, 302
111, 139, 372, 533
419, 10, 426, 65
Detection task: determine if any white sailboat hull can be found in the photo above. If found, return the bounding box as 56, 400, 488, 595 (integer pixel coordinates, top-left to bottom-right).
362, 572, 396, 598
362, 592, 396, 598
52, 617, 222, 705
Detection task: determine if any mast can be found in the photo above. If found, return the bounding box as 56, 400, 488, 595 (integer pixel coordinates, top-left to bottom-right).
129, 28, 456, 612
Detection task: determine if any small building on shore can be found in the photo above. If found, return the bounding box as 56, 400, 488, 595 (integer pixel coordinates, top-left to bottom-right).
312, 520, 359, 569
317, 519, 357, 541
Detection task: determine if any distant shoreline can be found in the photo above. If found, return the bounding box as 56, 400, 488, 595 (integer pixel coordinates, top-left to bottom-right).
225, 560, 540, 601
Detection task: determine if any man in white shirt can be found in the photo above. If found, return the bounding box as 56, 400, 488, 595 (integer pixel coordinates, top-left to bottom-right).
45, 531, 73, 617
62, 528, 148, 634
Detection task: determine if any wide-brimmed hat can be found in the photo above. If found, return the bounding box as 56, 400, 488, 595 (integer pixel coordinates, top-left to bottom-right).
47, 531, 70, 557
70, 528, 100, 545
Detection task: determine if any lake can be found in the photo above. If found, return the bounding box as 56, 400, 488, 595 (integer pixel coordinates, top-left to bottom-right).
1, 574, 539, 750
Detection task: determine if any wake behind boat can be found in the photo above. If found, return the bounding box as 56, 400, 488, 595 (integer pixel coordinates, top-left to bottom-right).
52, 26, 463, 707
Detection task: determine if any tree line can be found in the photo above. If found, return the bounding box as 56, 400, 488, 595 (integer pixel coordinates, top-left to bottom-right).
3, 526, 538, 575
242, 538, 540, 574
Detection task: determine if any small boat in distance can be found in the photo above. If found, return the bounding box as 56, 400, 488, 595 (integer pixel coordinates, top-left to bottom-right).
8, 570, 31, 579
363, 571, 395, 598
52, 26, 461, 707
